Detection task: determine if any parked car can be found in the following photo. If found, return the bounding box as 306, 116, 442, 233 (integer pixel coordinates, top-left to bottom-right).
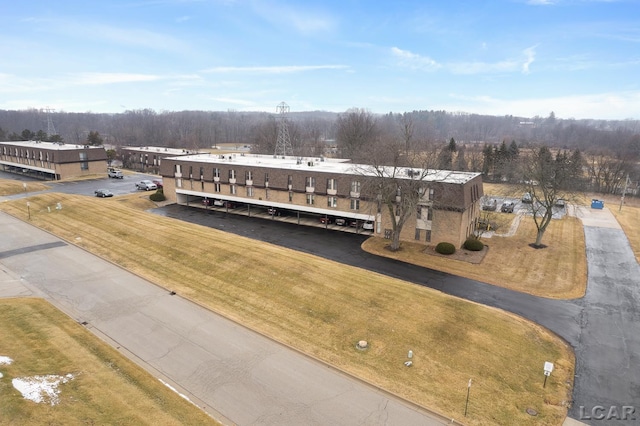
152, 179, 163, 188
135, 180, 157, 191
319, 216, 333, 224
362, 221, 374, 230
522, 192, 533, 203
94, 188, 113, 198
482, 199, 497, 211
267, 207, 281, 216
107, 169, 123, 179
213, 199, 225, 207
501, 201, 515, 213
555, 198, 566, 208
335, 218, 348, 226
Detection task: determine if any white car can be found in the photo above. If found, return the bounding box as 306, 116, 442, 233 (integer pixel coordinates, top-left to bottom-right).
362, 221, 374, 230
135, 180, 157, 191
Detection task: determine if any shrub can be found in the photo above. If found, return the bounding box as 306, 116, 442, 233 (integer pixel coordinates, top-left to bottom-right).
149, 189, 166, 202
464, 238, 484, 251
435, 242, 456, 255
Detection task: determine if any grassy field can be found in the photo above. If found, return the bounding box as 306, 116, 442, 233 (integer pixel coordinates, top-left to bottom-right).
363, 214, 587, 299
0, 179, 50, 195
0, 298, 219, 426
0, 192, 574, 425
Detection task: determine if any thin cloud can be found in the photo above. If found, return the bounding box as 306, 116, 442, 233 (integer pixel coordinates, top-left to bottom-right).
251, 2, 336, 34
71, 73, 162, 85
390, 47, 441, 71
201, 65, 349, 74
393, 46, 537, 75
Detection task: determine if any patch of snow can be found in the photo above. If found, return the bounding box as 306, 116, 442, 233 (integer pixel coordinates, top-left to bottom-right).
12, 373, 75, 405
0, 355, 14, 365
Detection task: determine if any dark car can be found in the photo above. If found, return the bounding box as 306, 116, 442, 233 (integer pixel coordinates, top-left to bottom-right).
501, 201, 515, 213
95, 189, 113, 198
152, 179, 163, 188
555, 198, 566, 208
267, 207, 281, 216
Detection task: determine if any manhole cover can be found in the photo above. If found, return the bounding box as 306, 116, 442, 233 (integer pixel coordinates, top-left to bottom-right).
526, 408, 538, 416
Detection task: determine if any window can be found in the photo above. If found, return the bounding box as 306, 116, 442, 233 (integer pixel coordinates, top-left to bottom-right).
415, 229, 421, 240
327, 196, 337, 208
189, 166, 193, 179
288, 191, 293, 202
265, 173, 269, 184
176, 178, 182, 188
327, 178, 337, 191
427, 208, 433, 221
175, 164, 181, 174
306, 194, 315, 205
80, 162, 88, 170
351, 181, 361, 193
214, 168, 220, 178
79, 152, 88, 161
229, 169, 236, 179
246, 187, 254, 197
288, 175, 293, 186
426, 230, 432, 242
200, 167, 204, 179
214, 183, 221, 192
245, 170, 253, 181
265, 188, 270, 199
305, 176, 316, 188
350, 199, 360, 210
230, 184, 237, 195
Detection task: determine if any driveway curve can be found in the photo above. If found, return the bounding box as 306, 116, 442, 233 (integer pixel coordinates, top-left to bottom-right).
154, 204, 640, 425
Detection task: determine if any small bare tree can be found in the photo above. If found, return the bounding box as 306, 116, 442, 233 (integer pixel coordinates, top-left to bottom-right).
522, 146, 582, 247
355, 138, 441, 251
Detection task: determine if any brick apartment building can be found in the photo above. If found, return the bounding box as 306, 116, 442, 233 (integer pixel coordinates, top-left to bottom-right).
0, 140, 108, 180
120, 146, 202, 174
160, 153, 484, 248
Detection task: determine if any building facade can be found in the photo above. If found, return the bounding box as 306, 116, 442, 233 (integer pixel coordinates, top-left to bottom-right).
0, 141, 108, 180
120, 146, 202, 174
160, 153, 484, 248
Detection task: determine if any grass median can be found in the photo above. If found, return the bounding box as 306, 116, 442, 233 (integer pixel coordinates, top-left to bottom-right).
0, 192, 574, 425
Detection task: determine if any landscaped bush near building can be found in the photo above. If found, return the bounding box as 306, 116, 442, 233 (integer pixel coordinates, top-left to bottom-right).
149, 189, 166, 202
464, 238, 485, 251
435, 242, 456, 255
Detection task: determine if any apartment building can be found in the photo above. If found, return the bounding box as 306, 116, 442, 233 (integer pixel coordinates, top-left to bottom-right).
120, 146, 202, 174
0, 140, 108, 180
160, 153, 484, 247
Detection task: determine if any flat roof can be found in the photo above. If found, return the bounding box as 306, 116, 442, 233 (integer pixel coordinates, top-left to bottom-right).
122, 146, 202, 156
0, 141, 105, 151
167, 153, 480, 184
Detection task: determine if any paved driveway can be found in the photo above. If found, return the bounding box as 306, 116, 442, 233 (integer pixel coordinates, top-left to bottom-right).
154, 204, 640, 425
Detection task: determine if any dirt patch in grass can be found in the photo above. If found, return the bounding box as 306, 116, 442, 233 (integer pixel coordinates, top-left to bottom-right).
0, 298, 219, 426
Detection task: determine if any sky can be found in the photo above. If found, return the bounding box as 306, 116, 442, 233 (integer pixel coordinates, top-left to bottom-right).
1, 0, 639, 120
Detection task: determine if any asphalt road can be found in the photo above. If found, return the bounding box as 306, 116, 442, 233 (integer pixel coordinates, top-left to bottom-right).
153, 203, 640, 425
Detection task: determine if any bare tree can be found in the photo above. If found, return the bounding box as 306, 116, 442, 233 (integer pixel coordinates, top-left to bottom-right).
521, 146, 582, 247
355, 139, 440, 251
335, 108, 379, 161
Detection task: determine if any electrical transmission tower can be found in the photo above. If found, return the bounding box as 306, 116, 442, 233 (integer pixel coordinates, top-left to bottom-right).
45, 107, 57, 138
274, 102, 293, 157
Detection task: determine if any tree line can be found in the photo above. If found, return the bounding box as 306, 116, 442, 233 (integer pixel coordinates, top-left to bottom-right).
0, 107, 638, 196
